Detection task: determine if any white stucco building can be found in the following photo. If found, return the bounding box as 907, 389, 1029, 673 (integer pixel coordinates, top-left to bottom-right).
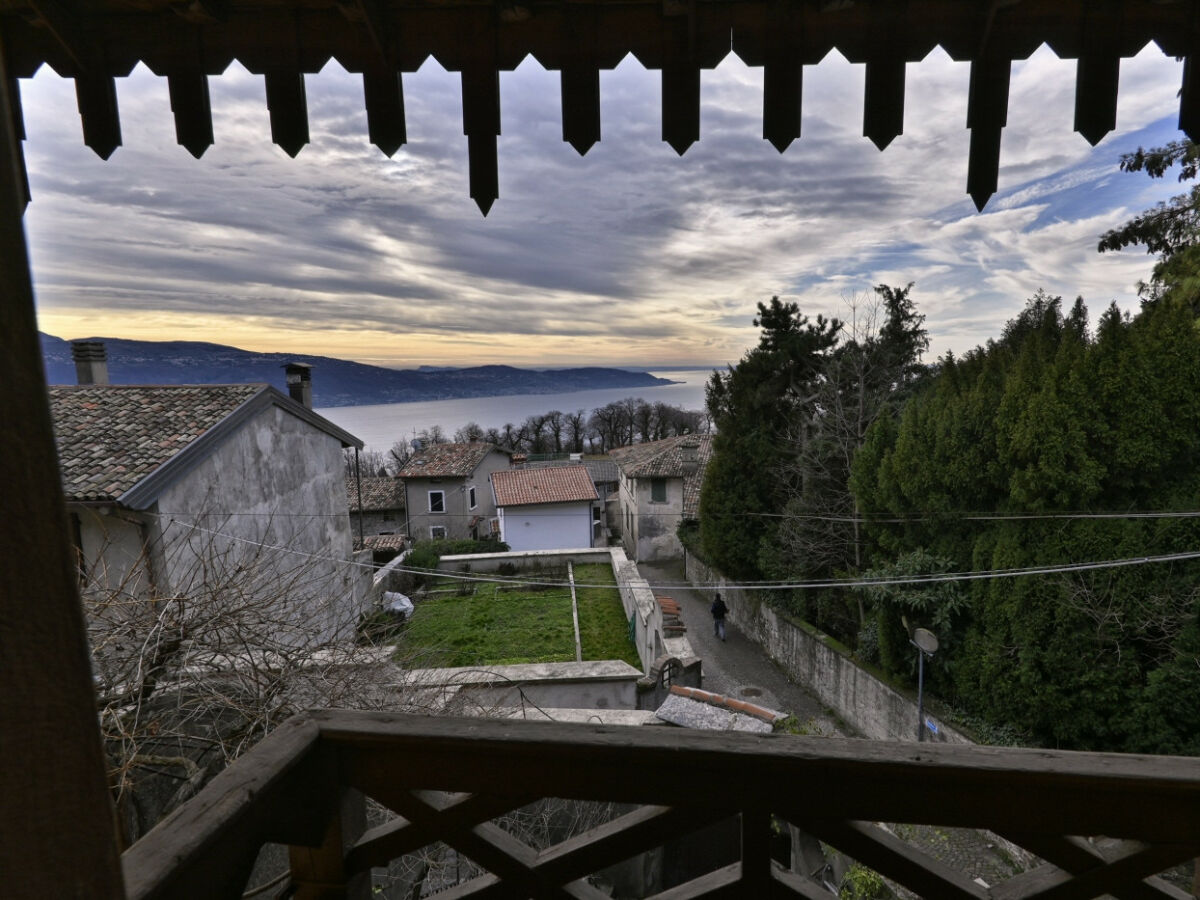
491, 466, 599, 551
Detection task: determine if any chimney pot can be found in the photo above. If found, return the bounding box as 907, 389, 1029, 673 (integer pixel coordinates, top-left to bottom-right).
71, 340, 109, 385
680, 440, 699, 474
283, 362, 313, 409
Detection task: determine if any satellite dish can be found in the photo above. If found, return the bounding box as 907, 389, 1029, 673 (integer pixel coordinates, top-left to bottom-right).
913, 627, 939, 655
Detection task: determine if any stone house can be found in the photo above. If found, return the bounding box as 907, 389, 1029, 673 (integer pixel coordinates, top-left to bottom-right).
491, 466, 600, 551
609, 434, 713, 562
49, 367, 370, 644
398, 442, 510, 542
346, 475, 406, 538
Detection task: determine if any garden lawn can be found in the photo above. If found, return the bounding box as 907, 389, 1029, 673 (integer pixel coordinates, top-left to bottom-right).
573, 563, 641, 667
400, 578, 576, 668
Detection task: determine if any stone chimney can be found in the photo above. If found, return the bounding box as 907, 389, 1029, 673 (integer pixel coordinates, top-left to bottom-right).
679, 440, 700, 475
71, 340, 109, 385
283, 362, 313, 409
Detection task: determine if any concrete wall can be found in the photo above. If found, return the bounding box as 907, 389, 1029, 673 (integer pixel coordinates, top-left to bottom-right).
498, 500, 594, 551
617, 471, 684, 562
150, 403, 370, 644
401, 661, 643, 710
685, 554, 968, 744
74, 508, 154, 599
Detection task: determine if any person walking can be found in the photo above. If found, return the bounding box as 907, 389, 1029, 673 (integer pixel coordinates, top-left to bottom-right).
710, 593, 728, 641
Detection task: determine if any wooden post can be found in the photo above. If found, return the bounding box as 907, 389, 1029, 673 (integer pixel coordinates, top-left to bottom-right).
0, 36, 125, 899
289, 788, 369, 899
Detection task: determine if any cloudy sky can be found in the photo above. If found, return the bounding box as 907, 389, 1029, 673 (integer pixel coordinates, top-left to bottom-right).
19, 43, 1189, 369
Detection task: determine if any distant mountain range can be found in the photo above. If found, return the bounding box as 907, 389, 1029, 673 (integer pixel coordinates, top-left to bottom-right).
40, 334, 676, 408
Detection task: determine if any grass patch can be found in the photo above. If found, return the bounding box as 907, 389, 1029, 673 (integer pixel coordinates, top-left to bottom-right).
574, 563, 641, 668
397, 563, 641, 669
399, 577, 575, 667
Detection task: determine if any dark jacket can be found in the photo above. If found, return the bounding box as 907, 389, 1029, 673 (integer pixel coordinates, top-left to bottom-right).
710, 598, 728, 620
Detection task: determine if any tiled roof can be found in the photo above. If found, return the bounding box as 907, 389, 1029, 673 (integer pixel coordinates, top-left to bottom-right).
398, 442, 500, 479
346, 476, 406, 512
49, 384, 264, 503
492, 466, 598, 507
361, 534, 406, 553
609, 434, 714, 519
524, 457, 618, 483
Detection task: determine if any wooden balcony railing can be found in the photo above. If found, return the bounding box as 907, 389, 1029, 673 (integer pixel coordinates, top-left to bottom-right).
121, 710, 1200, 899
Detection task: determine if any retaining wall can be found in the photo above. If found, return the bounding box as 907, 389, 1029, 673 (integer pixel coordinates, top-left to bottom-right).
684, 555, 968, 744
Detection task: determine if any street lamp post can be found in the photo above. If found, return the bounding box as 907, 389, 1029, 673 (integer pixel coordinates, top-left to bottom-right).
911, 627, 939, 742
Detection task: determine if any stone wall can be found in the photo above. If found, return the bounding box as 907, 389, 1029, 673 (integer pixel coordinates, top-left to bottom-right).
684, 555, 968, 744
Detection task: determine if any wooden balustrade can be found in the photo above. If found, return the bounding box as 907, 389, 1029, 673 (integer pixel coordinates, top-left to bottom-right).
121, 710, 1200, 899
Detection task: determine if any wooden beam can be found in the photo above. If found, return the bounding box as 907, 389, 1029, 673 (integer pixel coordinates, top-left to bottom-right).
998, 833, 1191, 900
5, 75, 29, 210
991, 842, 1200, 900
289, 787, 369, 900
167, 70, 213, 159
796, 818, 988, 900
1073, 1, 1121, 147
0, 33, 124, 898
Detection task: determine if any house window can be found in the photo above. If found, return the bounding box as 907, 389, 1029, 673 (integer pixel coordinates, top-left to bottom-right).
430, 525, 447, 540
468, 486, 477, 509
429, 490, 445, 513
650, 478, 667, 502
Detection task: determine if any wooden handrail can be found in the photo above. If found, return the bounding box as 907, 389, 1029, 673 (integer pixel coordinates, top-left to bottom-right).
121, 711, 1200, 899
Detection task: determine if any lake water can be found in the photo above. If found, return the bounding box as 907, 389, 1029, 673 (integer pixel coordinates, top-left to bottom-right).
317, 367, 717, 451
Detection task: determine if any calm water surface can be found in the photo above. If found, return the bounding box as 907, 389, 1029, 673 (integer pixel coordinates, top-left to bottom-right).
317, 368, 716, 451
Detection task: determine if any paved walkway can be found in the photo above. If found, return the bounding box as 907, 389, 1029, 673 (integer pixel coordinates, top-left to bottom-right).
636, 560, 837, 734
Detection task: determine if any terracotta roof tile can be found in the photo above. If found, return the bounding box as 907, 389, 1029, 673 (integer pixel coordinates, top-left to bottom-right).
492, 466, 598, 506
398, 442, 502, 479
48, 384, 264, 503
609, 434, 713, 519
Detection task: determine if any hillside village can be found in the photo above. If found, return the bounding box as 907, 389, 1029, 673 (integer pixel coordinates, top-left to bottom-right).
7, 3, 1200, 898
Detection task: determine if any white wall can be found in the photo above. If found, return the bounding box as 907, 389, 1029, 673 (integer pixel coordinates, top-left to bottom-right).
149, 403, 368, 644
499, 501, 593, 551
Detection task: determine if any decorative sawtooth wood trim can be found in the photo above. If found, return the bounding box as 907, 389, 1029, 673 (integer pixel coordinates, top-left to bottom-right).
167, 70, 213, 159
863, 55, 905, 151
363, 63, 406, 157
561, 64, 600, 155
264, 69, 310, 158
966, 53, 1010, 212
662, 62, 700, 156
997, 833, 1191, 900
462, 64, 500, 215
755, 0, 802, 153
1180, 55, 1200, 144
74, 71, 121, 159
1073, 0, 1122, 147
